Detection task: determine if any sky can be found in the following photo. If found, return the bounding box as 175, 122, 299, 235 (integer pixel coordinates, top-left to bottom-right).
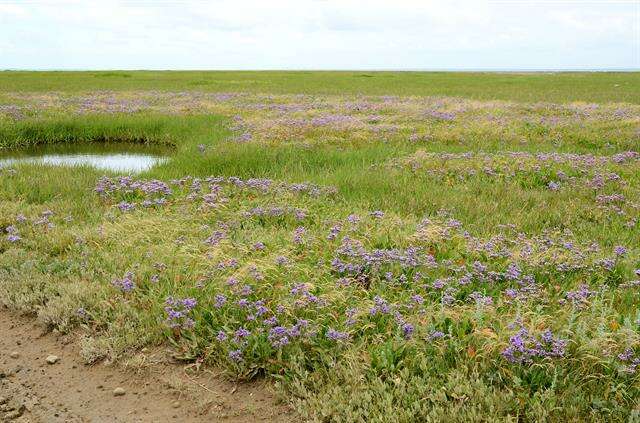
0, 0, 638, 70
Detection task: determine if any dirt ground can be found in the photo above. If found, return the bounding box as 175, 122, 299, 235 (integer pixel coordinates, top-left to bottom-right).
0, 306, 297, 422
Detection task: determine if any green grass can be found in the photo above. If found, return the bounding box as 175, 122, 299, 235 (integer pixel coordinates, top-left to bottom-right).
0, 114, 179, 149
1, 70, 639, 103
3, 112, 633, 241
1, 75, 640, 422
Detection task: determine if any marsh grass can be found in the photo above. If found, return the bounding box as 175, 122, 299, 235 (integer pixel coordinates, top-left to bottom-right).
0, 114, 185, 149
4, 113, 634, 241
1, 71, 639, 103
1, 83, 640, 422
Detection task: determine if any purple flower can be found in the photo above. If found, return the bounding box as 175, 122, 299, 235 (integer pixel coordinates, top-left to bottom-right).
427, 110, 456, 121
293, 226, 307, 244
598, 257, 616, 271
268, 326, 290, 348
347, 214, 360, 224
504, 288, 518, 300
182, 298, 197, 309
117, 201, 135, 212
565, 284, 596, 308
446, 219, 462, 229
504, 263, 521, 281
234, 327, 251, 341
473, 261, 488, 274
216, 330, 228, 342
327, 225, 341, 240
214, 294, 227, 308
204, 230, 226, 246
111, 272, 135, 293
469, 291, 494, 306
254, 303, 269, 317
263, 316, 278, 326
428, 331, 445, 340
345, 308, 358, 326
614, 245, 627, 257
432, 279, 446, 289
326, 328, 349, 341
336, 277, 351, 287
290, 283, 309, 296
236, 132, 252, 143
228, 349, 243, 362
164, 296, 197, 329
290, 319, 309, 337
618, 348, 634, 362
370, 296, 391, 315
401, 322, 414, 339
458, 273, 472, 286
501, 327, 566, 364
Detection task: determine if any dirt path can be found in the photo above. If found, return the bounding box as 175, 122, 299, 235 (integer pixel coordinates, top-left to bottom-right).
0, 306, 297, 422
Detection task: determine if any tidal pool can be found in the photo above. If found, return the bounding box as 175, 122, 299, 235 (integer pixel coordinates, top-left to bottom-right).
0, 143, 170, 173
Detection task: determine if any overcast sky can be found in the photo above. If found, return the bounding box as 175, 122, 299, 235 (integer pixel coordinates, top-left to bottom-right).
0, 0, 637, 70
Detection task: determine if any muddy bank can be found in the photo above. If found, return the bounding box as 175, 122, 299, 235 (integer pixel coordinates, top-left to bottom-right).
0, 307, 296, 422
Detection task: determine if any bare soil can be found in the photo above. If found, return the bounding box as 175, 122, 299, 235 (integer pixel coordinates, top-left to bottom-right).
0, 306, 297, 422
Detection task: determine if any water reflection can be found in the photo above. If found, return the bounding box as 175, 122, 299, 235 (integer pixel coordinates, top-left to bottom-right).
0, 143, 170, 173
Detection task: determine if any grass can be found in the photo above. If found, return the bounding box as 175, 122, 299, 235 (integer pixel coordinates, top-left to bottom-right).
0, 114, 178, 149
1, 73, 640, 422
0, 70, 639, 103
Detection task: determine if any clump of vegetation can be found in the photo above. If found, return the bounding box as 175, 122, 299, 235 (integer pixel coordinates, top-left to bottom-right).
1, 80, 640, 421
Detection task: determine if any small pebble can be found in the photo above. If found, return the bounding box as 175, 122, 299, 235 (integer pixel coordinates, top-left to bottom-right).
113, 387, 126, 397
9, 351, 19, 359
45, 355, 59, 364
172, 401, 181, 409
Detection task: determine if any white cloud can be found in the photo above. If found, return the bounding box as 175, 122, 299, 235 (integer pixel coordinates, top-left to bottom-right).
0, 0, 636, 69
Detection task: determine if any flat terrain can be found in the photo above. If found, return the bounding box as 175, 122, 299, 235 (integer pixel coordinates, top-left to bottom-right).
0, 72, 639, 422
1, 70, 639, 103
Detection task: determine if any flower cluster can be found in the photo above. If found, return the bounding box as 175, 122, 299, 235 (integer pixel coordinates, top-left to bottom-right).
111, 272, 135, 293
501, 327, 567, 364
164, 297, 197, 329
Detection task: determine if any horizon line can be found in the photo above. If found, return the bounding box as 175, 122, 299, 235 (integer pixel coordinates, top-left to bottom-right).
2, 68, 639, 73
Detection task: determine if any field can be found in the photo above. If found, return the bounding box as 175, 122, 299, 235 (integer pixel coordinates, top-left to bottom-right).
1, 71, 639, 421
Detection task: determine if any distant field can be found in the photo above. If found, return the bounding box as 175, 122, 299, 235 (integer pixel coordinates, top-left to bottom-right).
1, 70, 639, 103
1, 74, 639, 421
